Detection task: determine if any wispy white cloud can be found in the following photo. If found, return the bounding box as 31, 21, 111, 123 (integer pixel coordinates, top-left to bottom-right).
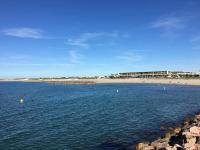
68, 50, 83, 64
151, 17, 185, 30
192, 46, 200, 50
190, 35, 200, 50
2, 27, 44, 39
121, 33, 131, 38
150, 16, 189, 38
0, 62, 73, 66
0, 54, 73, 67
66, 31, 119, 48
116, 52, 143, 62
191, 35, 200, 42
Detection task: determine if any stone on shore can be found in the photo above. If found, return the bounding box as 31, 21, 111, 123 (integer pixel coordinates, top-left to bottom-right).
135, 142, 156, 150
135, 112, 200, 150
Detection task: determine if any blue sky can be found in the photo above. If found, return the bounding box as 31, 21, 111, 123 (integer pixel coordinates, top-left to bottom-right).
0, 0, 200, 78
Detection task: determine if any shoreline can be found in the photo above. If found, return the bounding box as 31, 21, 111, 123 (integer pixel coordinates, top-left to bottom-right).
94, 78, 200, 86
1, 78, 200, 86
134, 112, 200, 150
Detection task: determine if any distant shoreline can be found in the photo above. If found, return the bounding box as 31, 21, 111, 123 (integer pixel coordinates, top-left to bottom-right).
94, 78, 200, 86
1, 78, 200, 86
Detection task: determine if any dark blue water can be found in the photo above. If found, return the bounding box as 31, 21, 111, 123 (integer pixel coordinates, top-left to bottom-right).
0, 82, 200, 150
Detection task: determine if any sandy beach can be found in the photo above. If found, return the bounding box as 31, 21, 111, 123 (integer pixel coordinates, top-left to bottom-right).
19, 78, 200, 86
93, 78, 200, 86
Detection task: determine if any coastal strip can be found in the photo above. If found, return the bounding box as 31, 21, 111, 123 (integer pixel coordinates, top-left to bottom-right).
93, 78, 200, 86
1, 78, 200, 86
135, 112, 200, 150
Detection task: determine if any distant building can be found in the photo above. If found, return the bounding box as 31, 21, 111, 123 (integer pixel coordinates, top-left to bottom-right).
109, 71, 200, 79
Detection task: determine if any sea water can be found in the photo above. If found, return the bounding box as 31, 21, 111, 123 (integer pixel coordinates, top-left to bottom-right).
0, 82, 200, 150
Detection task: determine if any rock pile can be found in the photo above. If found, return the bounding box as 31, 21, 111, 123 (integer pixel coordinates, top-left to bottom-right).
136, 113, 200, 150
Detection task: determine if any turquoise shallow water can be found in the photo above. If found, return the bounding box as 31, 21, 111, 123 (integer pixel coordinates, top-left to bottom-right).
0, 82, 200, 150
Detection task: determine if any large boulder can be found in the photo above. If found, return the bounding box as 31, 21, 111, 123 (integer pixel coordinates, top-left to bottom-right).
183, 131, 193, 139
173, 127, 181, 134
195, 114, 200, 121
190, 126, 200, 136
183, 117, 192, 126
184, 143, 200, 150
142, 146, 155, 150
186, 137, 196, 144
151, 139, 169, 150
165, 146, 177, 150
136, 142, 150, 150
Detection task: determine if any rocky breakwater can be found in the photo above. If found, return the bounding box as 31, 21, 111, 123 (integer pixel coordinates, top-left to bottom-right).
136, 113, 200, 150
47, 81, 96, 85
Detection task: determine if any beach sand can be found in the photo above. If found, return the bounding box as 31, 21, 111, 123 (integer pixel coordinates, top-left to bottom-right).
92, 78, 200, 86
23, 78, 200, 86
